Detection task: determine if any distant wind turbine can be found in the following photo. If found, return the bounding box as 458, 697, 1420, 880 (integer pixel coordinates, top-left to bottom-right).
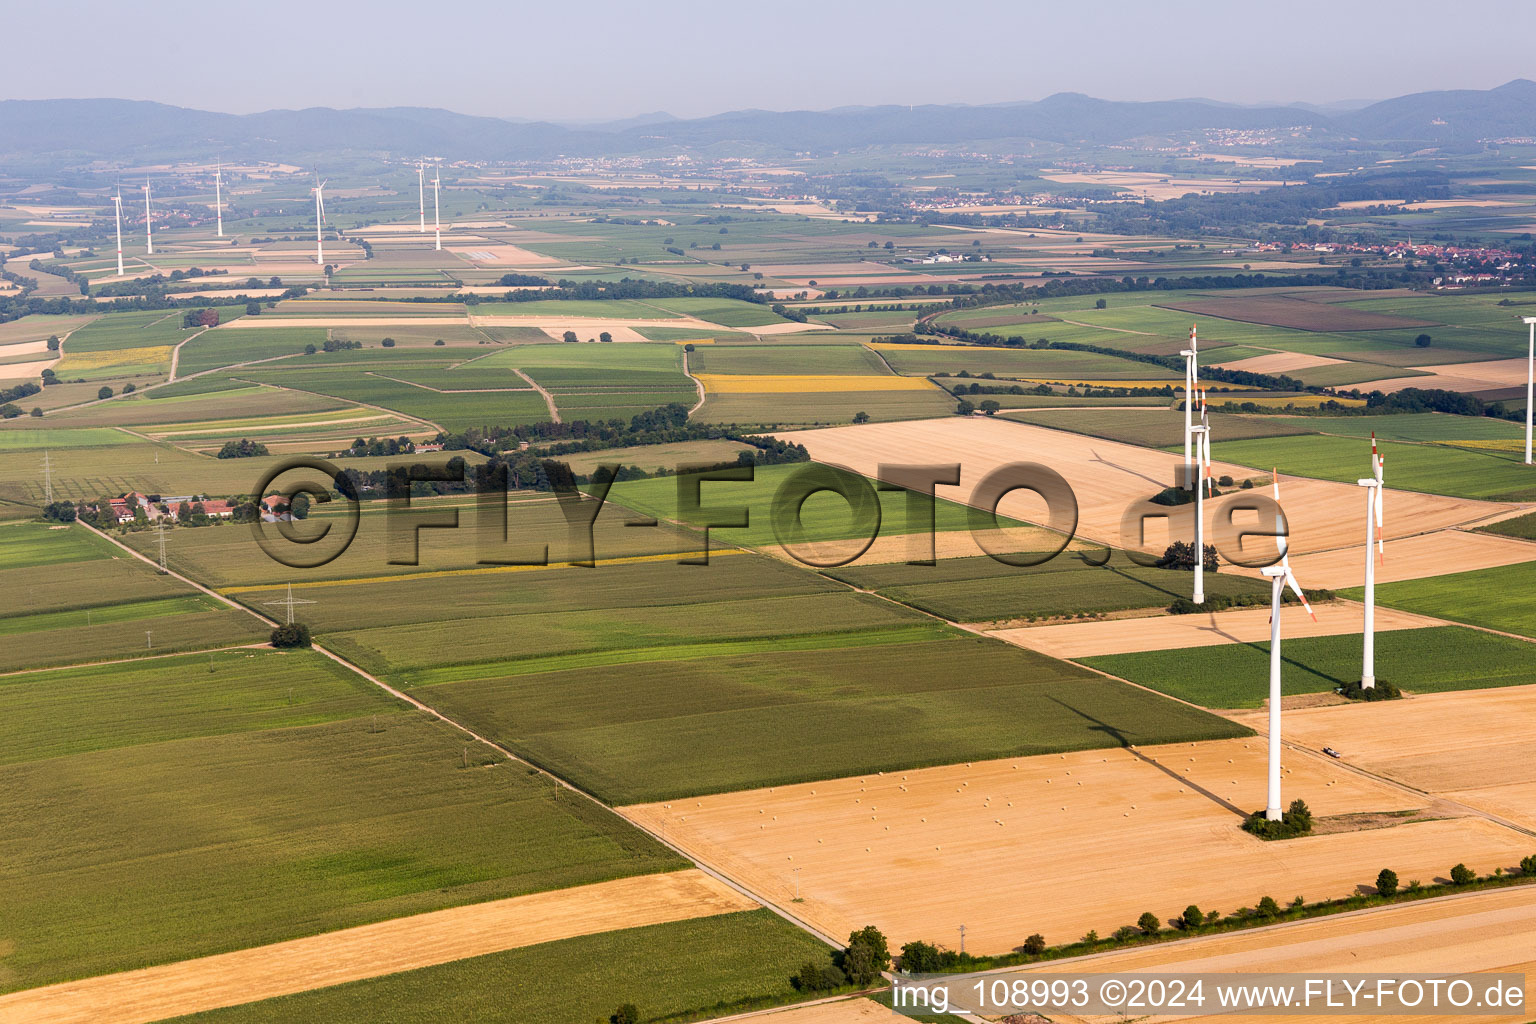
143, 181, 153, 256
1357, 434, 1385, 689
312, 176, 328, 266
111, 190, 124, 276
432, 171, 442, 251
1180, 324, 1198, 490
418, 162, 426, 233
214, 159, 224, 238
1260, 470, 1315, 821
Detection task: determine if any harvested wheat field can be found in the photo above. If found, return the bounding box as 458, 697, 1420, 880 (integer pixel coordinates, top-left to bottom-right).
1232, 529, 1536, 590
1023, 886, 1536, 1024
989, 602, 1444, 659
621, 740, 1532, 955
1366, 358, 1536, 394
742, 996, 893, 1022
218, 316, 467, 329
776, 418, 1511, 560
1210, 351, 1347, 374
1232, 685, 1536, 833
538, 324, 651, 343
0, 870, 755, 1024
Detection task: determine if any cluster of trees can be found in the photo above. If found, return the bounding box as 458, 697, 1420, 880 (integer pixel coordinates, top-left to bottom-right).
794, 926, 889, 992
1156, 540, 1220, 571
342, 436, 416, 457
215, 439, 271, 459
486, 278, 764, 306
182, 308, 221, 328
1244, 798, 1314, 839
496, 273, 549, 287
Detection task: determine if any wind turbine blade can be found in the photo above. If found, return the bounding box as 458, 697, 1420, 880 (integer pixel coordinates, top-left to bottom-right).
1285, 572, 1317, 621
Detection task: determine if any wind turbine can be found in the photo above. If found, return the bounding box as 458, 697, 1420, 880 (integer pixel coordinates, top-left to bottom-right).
1260, 470, 1316, 821
143, 180, 154, 256
1357, 434, 1385, 689
432, 171, 442, 251
1190, 389, 1212, 604
312, 176, 328, 266
417, 162, 426, 233
111, 190, 125, 276
214, 159, 224, 237
1180, 324, 1198, 490
1523, 317, 1535, 466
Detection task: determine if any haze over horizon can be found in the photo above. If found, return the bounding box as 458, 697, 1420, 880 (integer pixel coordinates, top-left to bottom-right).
9, 0, 1536, 123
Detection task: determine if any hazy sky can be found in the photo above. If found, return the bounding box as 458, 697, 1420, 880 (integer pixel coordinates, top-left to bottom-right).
9, 0, 1535, 121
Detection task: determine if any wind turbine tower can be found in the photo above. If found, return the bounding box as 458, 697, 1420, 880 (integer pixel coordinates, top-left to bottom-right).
312, 177, 328, 266
432, 172, 442, 251
1180, 324, 1198, 489
418, 162, 426, 233
1523, 317, 1535, 466
143, 181, 154, 256
1190, 389, 1212, 605
214, 159, 224, 237
112, 191, 125, 276
1357, 435, 1385, 689
1260, 472, 1315, 821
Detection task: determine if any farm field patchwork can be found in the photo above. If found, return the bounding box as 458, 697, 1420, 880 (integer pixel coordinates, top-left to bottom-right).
691, 344, 890, 375
1005, 408, 1315, 448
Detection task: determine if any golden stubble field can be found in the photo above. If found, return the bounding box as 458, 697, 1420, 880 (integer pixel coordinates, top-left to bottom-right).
775, 418, 1520, 564
621, 739, 1532, 955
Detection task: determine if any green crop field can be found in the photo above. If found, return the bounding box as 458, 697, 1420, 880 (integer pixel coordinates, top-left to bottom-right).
0, 600, 264, 672
469, 299, 678, 319
0, 651, 682, 991
645, 296, 792, 327
691, 344, 890, 375
1082, 626, 1535, 708
1477, 510, 1536, 540
1007, 408, 1314, 448
61, 310, 194, 352
177, 327, 328, 377
1210, 433, 1536, 501
1290, 413, 1527, 443
477, 342, 689, 387
0, 426, 136, 450
1345, 563, 1536, 638
603, 462, 1023, 552
234, 362, 552, 431
412, 632, 1249, 803
826, 553, 1270, 623
875, 345, 1177, 380
695, 388, 955, 425
163, 910, 830, 1024
325, 591, 926, 678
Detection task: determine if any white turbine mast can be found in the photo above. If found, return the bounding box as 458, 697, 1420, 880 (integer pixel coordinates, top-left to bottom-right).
312, 176, 328, 266
214, 158, 224, 237
432, 171, 442, 251
1190, 388, 1212, 605
1260, 470, 1316, 821
418, 161, 426, 233
111, 190, 125, 276
1357, 434, 1385, 689
1523, 317, 1535, 466
143, 180, 154, 256
1180, 324, 1198, 490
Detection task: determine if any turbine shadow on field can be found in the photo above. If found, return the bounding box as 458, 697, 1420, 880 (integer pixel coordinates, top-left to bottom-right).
1088, 447, 1167, 490
1045, 694, 1248, 818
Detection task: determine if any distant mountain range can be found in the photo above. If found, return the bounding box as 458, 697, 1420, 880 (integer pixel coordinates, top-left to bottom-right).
3, 80, 1534, 167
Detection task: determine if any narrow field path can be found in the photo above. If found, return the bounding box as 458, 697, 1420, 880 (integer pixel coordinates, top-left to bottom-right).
513, 367, 561, 422
682, 350, 706, 415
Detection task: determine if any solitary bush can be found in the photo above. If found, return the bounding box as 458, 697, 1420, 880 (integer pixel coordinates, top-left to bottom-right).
1137, 911, 1160, 935
1341, 680, 1402, 701
1415, 333, 1432, 347
270, 623, 312, 649
1022, 933, 1046, 955
1256, 896, 1280, 919
381, 337, 396, 348
1156, 540, 1218, 572
97, 386, 113, 400
1376, 868, 1399, 897
609, 1005, 639, 1024
837, 925, 890, 986
1521, 854, 1536, 876
1450, 863, 1475, 886
1181, 905, 1204, 929
1244, 799, 1314, 840
794, 958, 846, 992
